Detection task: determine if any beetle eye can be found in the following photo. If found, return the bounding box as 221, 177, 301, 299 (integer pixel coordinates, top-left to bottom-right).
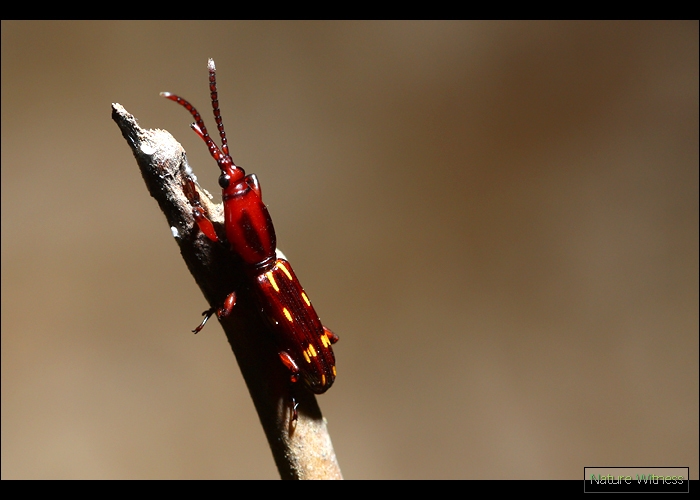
218, 173, 230, 189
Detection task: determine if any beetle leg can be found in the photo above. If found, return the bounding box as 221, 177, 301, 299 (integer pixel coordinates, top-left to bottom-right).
290, 395, 299, 421
191, 292, 237, 334
323, 326, 339, 345
182, 176, 219, 243
192, 307, 216, 334
217, 292, 237, 319
277, 351, 301, 421
278, 350, 301, 384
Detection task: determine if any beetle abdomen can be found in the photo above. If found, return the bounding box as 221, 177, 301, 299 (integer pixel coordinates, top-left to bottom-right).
255, 258, 336, 393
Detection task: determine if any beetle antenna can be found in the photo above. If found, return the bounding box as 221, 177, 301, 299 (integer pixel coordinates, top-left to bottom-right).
160, 59, 235, 170
208, 58, 230, 158
160, 91, 226, 163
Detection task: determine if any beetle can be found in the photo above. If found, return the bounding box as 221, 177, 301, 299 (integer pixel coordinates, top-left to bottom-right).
161, 59, 338, 418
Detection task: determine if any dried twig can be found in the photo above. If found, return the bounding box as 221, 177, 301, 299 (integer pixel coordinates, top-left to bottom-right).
111, 103, 342, 480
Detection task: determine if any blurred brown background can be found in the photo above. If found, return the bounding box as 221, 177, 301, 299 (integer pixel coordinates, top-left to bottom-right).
1, 21, 697, 479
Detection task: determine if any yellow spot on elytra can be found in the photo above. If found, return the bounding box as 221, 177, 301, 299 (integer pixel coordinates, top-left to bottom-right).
278, 262, 293, 280
321, 374, 326, 385
301, 292, 310, 306
321, 333, 331, 348
308, 344, 317, 357
282, 308, 292, 322
332, 366, 336, 376
266, 271, 279, 292
303, 351, 310, 363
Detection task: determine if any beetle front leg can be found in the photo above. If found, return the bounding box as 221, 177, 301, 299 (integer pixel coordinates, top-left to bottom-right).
182, 176, 219, 243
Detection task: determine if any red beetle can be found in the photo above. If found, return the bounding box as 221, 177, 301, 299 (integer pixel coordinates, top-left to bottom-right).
162, 59, 338, 415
